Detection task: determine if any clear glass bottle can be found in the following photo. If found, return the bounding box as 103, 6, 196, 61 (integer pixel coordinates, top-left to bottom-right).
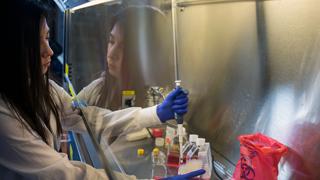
151, 148, 167, 179
152, 128, 165, 149
164, 126, 175, 151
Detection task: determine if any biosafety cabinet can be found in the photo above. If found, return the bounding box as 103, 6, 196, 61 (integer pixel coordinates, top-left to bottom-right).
52, 0, 320, 179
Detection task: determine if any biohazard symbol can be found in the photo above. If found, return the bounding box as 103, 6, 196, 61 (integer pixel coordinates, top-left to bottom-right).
240, 147, 257, 180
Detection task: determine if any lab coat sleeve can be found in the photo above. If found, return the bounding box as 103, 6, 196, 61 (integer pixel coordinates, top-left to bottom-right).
81, 106, 161, 141
49, 80, 161, 140
0, 111, 136, 180
76, 77, 104, 105
49, 80, 87, 133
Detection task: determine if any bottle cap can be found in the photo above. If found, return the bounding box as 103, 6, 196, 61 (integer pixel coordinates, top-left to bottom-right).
137, 148, 145, 156
152, 148, 160, 156
152, 128, 163, 137
155, 137, 164, 147
197, 138, 206, 146
189, 134, 198, 143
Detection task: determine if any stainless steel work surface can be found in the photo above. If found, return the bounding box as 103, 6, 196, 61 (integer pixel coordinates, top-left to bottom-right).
104, 134, 216, 179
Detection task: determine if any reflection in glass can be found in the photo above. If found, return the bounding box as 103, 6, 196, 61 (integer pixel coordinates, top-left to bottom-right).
66, 1, 174, 179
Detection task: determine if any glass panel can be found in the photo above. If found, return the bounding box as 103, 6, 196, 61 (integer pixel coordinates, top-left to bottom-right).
65, 0, 174, 179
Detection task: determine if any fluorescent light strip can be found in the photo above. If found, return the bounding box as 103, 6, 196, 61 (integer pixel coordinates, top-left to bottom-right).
70, 0, 121, 12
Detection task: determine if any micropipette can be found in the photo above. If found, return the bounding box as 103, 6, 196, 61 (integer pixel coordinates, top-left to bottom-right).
174, 80, 184, 164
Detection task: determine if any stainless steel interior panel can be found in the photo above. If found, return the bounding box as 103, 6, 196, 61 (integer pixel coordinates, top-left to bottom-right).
257, 1, 320, 179
176, 0, 262, 173
176, 0, 320, 179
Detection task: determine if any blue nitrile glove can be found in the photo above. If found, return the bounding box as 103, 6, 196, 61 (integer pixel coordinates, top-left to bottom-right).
161, 169, 205, 180
156, 87, 189, 122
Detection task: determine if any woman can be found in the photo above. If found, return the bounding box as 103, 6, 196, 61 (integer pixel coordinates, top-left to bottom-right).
77, 10, 131, 110
77, 7, 167, 110
0, 0, 203, 179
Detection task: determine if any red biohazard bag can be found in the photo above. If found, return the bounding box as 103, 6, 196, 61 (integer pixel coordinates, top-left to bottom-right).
232, 133, 288, 180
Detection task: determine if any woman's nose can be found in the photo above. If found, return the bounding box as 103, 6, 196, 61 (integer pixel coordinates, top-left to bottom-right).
108, 45, 119, 59
46, 45, 54, 57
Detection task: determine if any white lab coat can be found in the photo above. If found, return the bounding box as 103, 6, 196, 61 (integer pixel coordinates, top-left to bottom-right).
0, 80, 161, 180
77, 77, 106, 107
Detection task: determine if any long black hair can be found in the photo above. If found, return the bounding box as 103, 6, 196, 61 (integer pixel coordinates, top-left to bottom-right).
1, 0, 62, 144
96, 10, 126, 110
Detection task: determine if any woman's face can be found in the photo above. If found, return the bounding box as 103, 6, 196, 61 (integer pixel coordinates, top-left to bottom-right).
40, 17, 53, 74
107, 22, 124, 79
